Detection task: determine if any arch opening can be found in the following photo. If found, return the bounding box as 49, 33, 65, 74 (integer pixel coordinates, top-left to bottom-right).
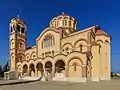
68, 58, 83, 77
45, 61, 52, 74
23, 64, 28, 75
29, 64, 35, 77
55, 60, 65, 73
36, 63, 43, 77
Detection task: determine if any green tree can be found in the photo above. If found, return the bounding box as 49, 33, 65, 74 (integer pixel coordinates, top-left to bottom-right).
0, 65, 2, 77
111, 72, 113, 77
3, 62, 9, 72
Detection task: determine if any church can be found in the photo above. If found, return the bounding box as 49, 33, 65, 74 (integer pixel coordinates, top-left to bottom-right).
9, 13, 111, 82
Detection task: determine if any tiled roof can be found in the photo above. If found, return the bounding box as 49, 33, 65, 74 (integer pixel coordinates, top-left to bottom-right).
95, 30, 108, 35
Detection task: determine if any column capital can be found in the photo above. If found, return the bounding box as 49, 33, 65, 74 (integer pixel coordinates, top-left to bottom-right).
52, 67, 55, 77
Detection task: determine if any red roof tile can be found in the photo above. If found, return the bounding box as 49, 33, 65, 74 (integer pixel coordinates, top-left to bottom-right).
95, 30, 108, 35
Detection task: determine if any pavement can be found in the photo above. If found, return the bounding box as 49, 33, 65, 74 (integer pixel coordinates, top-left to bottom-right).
0, 79, 40, 86
0, 77, 43, 86
0, 79, 120, 90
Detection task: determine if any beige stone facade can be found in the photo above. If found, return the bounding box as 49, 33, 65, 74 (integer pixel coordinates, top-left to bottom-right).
9, 13, 111, 82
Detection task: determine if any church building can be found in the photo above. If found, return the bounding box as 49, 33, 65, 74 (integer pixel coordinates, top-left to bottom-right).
9, 13, 111, 82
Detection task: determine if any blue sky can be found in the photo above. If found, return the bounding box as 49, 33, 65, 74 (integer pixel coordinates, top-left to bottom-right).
0, 0, 120, 72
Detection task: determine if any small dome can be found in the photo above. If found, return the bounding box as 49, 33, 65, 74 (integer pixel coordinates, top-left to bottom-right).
9, 17, 26, 35
49, 12, 77, 30
10, 17, 26, 29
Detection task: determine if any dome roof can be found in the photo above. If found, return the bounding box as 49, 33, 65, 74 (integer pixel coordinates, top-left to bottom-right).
49, 13, 77, 30
51, 12, 76, 22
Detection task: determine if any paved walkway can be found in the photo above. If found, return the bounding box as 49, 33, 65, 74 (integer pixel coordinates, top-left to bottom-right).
0, 79, 39, 86
1, 80, 120, 90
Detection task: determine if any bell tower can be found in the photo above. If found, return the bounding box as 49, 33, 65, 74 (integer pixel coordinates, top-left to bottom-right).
9, 17, 27, 71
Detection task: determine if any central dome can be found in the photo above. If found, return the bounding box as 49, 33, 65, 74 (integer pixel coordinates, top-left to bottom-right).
49, 12, 77, 30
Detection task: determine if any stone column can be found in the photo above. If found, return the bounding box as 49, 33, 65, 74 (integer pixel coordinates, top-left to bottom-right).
47, 67, 54, 81
41, 68, 46, 81
52, 67, 55, 77
82, 65, 87, 82
65, 66, 68, 77
82, 65, 87, 77
35, 68, 37, 77
7, 73, 9, 79
28, 68, 30, 76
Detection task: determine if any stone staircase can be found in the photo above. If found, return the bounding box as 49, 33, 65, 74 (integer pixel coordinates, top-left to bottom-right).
53, 77, 67, 81
53, 73, 67, 81
21, 76, 42, 80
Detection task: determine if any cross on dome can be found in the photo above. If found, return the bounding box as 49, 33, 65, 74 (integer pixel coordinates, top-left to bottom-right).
17, 14, 20, 18
62, 12, 65, 15
17, 8, 21, 18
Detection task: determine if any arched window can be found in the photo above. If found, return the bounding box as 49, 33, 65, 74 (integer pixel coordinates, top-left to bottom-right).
11, 42, 14, 48
79, 44, 83, 52
42, 53, 44, 58
13, 25, 16, 31
52, 50, 54, 57
105, 53, 107, 69
55, 21, 58, 27
43, 34, 54, 48
17, 25, 21, 33
19, 43, 23, 48
11, 27, 13, 33
21, 27, 25, 34
27, 56, 29, 60
44, 38, 46, 48
63, 19, 67, 26
66, 47, 69, 54
54, 21, 56, 27
69, 20, 71, 27
18, 53, 25, 62
18, 55, 22, 62
63, 20, 65, 26
31, 52, 36, 60
65, 20, 67, 26
56, 21, 58, 27
11, 55, 14, 59
50, 36, 52, 46
33, 55, 36, 59
73, 21, 76, 28
10, 39, 15, 49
